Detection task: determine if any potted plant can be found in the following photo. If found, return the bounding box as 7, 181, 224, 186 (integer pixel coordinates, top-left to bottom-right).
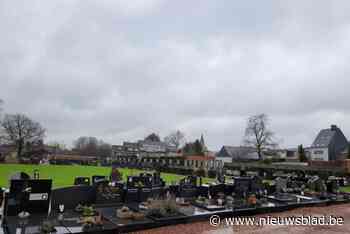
40, 220, 57, 234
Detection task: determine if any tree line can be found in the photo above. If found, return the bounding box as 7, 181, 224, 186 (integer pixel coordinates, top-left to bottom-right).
0, 98, 305, 163
1, 97, 296, 161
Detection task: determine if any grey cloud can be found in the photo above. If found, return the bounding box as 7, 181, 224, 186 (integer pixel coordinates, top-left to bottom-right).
1, 1, 350, 150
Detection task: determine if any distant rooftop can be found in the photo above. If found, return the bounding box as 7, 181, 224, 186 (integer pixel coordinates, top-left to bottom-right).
185, 155, 215, 161
311, 125, 339, 147
217, 145, 258, 160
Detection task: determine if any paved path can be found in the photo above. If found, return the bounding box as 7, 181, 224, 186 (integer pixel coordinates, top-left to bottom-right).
132, 204, 350, 234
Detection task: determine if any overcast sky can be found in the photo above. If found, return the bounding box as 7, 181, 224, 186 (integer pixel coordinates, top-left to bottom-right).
1, 1, 350, 150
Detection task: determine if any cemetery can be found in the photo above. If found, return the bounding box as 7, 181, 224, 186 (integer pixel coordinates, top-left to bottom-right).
0, 168, 350, 234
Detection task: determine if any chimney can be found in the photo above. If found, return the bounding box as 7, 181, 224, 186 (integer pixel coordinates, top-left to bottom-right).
331, 125, 337, 131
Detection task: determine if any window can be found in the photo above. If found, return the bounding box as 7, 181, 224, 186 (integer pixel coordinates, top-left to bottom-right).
314, 150, 324, 155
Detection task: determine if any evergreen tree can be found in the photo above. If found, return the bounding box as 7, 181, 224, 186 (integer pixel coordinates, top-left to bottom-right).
298, 144, 308, 162
193, 140, 204, 155
182, 139, 205, 156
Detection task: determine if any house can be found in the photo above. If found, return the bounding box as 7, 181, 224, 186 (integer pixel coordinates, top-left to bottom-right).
111, 139, 178, 163
274, 148, 300, 161
309, 125, 349, 161
112, 142, 139, 158
138, 139, 177, 157
216, 146, 259, 163
0, 144, 16, 162
184, 155, 222, 171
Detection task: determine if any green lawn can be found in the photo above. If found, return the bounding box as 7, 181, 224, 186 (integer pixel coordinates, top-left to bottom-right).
0, 164, 213, 188
340, 186, 350, 193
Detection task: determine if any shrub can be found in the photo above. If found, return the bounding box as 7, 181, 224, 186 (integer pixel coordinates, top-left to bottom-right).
195, 168, 206, 177
262, 158, 272, 164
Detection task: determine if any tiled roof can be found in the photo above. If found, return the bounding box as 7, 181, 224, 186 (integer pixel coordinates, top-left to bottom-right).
312, 129, 335, 147
185, 155, 215, 161
218, 145, 258, 159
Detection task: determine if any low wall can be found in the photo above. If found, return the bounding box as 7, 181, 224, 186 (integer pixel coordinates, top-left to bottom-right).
309, 160, 350, 174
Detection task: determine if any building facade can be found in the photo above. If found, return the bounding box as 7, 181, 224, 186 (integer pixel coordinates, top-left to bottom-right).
309, 125, 349, 161
216, 146, 259, 163
112, 139, 178, 162
183, 155, 222, 171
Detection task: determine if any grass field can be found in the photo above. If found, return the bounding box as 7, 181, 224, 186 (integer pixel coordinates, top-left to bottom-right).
0, 164, 213, 188
340, 186, 350, 192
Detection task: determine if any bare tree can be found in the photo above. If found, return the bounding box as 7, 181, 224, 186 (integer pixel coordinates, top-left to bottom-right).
0, 99, 3, 113
0, 99, 3, 143
0, 99, 4, 121
244, 114, 277, 160
1, 114, 45, 158
73, 136, 111, 158
73, 136, 99, 155
164, 130, 185, 149
144, 133, 161, 142
97, 141, 112, 159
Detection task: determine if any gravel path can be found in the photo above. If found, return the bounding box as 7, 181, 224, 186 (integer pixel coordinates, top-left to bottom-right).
131, 204, 350, 234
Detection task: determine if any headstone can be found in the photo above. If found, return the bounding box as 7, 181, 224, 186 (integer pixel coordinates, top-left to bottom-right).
179, 176, 198, 198
209, 183, 225, 198
95, 181, 124, 204
125, 176, 139, 203
151, 172, 164, 199
233, 176, 252, 197
92, 175, 108, 185
274, 177, 288, 193
287, 180, 301, 193
307, 175, 322, 192
10, 172, 30, 181
251, 176, 263, 193
217, 171, 225, 184
138, 174, 152, 202
7, 179, 52, 216
326, 178, 340, 194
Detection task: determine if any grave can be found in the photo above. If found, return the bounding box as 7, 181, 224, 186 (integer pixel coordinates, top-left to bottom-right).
4, 179, 52, 217
91, 175, 108, 185
233, 176, 263, 197
178, 176, 198, 198
307, 176, 327, 193
95, 181, 124, 205
150, 172, 165, 199
2, 169, 350, 234
74, 177, 90, 186
135, 199, 187, 225
138, 174, 153, 202
125, 174, 153, 203
327, 177, 340, 194
192, 195, 227, 211
274, 177, 288, 193
125, 176, 141, 203
97, 206, 156, 232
